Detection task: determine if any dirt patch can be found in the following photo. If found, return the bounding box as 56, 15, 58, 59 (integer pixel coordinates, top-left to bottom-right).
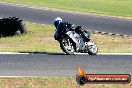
0, 77, 132, 88
91, 33, 132, 53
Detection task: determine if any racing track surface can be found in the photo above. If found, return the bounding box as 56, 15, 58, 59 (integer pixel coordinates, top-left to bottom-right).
0, 54, 132, 76
0, 3, 132, 35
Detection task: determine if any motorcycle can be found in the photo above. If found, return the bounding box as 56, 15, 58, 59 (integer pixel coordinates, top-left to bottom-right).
54, 23, 98, 55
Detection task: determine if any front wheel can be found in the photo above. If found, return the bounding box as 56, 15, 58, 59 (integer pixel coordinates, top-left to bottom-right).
87, 42, 98, 55
60, 36, 75, 55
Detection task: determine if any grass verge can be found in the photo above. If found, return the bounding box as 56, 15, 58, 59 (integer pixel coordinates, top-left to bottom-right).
0, 22, 61, 53
0, 22, 132, 53
1, 0, 132, 17
0, 77, 131, 88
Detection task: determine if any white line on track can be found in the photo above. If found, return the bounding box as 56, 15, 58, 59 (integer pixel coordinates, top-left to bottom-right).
0, 52, 29, 54
75, 53, 132, 55
0, 52, 132, 55
98, 53, 132, 55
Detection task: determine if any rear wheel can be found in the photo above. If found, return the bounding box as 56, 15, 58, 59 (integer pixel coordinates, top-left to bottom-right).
18, 21, 27, 34
60, 36, 75, 55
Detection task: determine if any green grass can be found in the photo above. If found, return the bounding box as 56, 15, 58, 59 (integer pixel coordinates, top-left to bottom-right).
0, 22, 132, 53
1, 0, 132, 17
0, 22, 62, 53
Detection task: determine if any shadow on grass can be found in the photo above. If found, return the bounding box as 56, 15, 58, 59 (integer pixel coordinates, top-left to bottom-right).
19, 51, 66, 55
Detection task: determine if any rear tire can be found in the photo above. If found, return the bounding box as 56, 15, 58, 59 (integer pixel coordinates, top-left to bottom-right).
60, 36, 75, 55
18, 21, 27, 34
0, 17, 27, 37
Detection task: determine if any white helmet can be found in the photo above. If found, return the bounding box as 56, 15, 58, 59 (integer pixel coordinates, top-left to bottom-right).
54, 17, 62, 28
54, 17, 62, 22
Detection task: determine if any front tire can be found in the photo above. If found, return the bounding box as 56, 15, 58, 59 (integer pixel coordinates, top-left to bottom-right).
60, 36, 75, 55
87, 44, 98, 55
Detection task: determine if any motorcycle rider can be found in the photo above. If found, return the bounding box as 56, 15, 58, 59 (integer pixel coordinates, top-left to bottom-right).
53, 17, 91, 41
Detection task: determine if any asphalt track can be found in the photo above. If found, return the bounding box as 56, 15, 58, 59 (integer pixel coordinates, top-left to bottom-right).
0, 3, 132, 35
0, 54, 132, 76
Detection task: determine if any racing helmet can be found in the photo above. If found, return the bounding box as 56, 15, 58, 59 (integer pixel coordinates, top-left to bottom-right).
54, 17, 62, 28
